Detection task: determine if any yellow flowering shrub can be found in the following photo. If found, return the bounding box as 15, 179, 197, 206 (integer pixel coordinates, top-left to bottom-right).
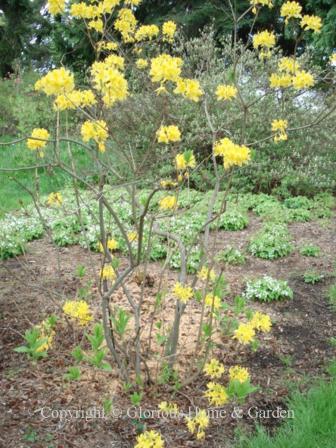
134, 430, 164, 448
27, 128, 50, 156
63, 300, 93, 326
301, 15, 322, 33
47, 0, 65, 16
150, 54, 183, 84
156, 125, 181, 144
174, 78, 203, 102
203, 358, 225, 379
162, 21, 177, 42
234, 323, 256, 344
272, 119, 288, 143
186, 409, 209, 440
100, 265, 116, 281
216, 84, 237, 101
280, 1, 302, 23
159, 195, 177, 210
47, 192, 63, 207
213, 138, 251, 169
229, 366, 250, 383
204, 382, 229, 406
81, 120, 108, 152
35, 68, 74, 96
172, 282, 193, 303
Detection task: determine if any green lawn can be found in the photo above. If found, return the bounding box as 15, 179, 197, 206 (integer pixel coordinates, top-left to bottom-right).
236, 363, 336, 448
0, 137, 91, 216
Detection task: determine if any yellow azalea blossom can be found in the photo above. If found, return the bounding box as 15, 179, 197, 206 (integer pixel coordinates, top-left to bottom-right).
34, 320, 55, 352
160, 179, 178, 189
136, 58, 148, 69
271, 119, 288, 143
250, 0, 273, 14
97, 41, 118, 52
63, 300, 93, 326
229, 366, 250, 383
150, 54, 183, 84
280, 1, 302, 23
292, 70, 315, 90
98, 239, 119, 252
216, 84, 237, 101
300, 15, 322, 33
54, 89, 96, 110
27, 128, 50, 155
134, 430, 164, 448
35, 67, 75, 96
100, 265, 116, 281
135, 24, 159, 41
186, 409, 209, 440
47, 0, 65, 15
47, 192, 63, 207
213, 137, 251, 170
269, 72, 292, 89
175, 151, 196, 171
88, 18, 104, 33
91, 60, 128, 106
197, 266, 216, 282
156, 125, 181, 144
204, 382, 229, 406
278, 57, 300, 74
172, 282, 193, 303
203, 358, 225, 379
81, 120, 108, 152
253, 30, 276, 50
330, 53, 336, 66
250, 312, 272, 332
159, 195, 177, 210
158, 401, 179, 414
114, 8, 137, 42
234, 322, 255, 344
174, 78, 203, 102
162, 21, 177, 42
204, 293, 221, 310
128, 231, 138, 242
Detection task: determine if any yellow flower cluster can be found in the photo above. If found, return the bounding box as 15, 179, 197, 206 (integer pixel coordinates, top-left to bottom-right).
172, 282, 193, 303
159, 195, 177, 210
203, 358, 225, 379
81, 120, 108, 152
250, 311, 272, 332
100, 265, 116, 281
128, 231, 138, 242
234, 322, 256, 344
292, 70, 315, 89
301, 15, 322, 33
174, 78, 203, 102
63, 300, 93, 326
91, 57, 128, 106
272, 119, 288, 143
97, 41, 118, 52
229, 366, 250, 383
98, 239, 119, 252
250, 0, 273, 14
216, 84, 237, 101
48, 0, 65, 16
158, 401, 179, 414
270, 69, 315, 90
330, 53, 336, 66
204, 382, 229, 406
280, 1, 302, 23
135, 24, 159, 41
47, 192, 63, 207
278, 57, 300, 74
253, 30, 276, 59
156, 125, 181, 144
136, 58, 148, 69
186, 409, 209, 440
54, 90, 96, 111
134, 430, 164, 448
27, 128, 50, 156
35, 67, 75, 96
162, 21, 177, 42
197, 266, 216, 282
114, 8, 137, 43
150, 54, 183, 84
175, 151, 196, 171
88, 18, 104, 33
35, 319, 56, 353
204, 293, 221, 310
213, 137, 251, 170
269, 73, 292, 89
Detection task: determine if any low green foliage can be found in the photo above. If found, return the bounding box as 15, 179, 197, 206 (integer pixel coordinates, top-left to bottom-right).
216, 247, 246, 265
211, 209, 248, 231
249, 224, 293, 260
300, 245, 321, 257
327, 284, 336, 311
303, 271, 324, 285
244, 276, 294, 302
236, 374, 336, 448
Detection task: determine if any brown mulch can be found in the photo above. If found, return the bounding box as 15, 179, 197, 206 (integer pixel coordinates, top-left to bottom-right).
0, 215, 335, 448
